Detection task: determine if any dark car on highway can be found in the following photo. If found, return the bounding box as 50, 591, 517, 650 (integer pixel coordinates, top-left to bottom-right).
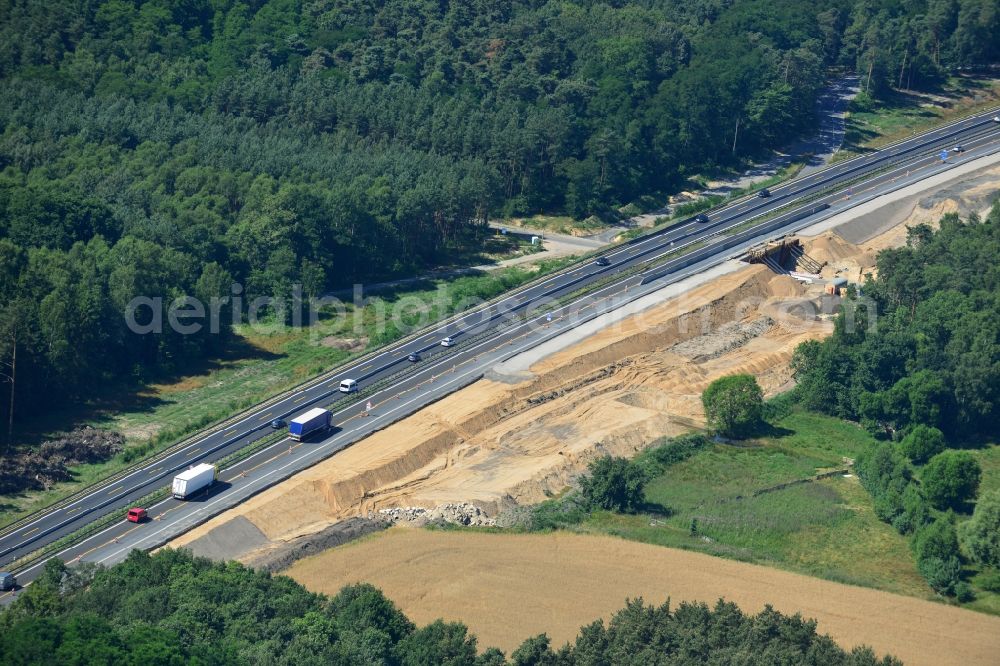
757, 188, 771, 198
594, 256, 610, 266
695, 213, 709, 223
270, 418, 286, 429
408, 352, 421, 362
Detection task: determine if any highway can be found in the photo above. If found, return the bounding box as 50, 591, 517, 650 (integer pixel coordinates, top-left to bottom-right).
1, 108, 999, 599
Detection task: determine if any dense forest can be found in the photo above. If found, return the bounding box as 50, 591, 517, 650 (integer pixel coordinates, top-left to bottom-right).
0, 0, 998, 430
791, 204, 1000, 596
0, 548, 901, 665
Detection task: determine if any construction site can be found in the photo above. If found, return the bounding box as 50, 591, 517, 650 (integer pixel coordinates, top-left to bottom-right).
165, 158, 1000, 666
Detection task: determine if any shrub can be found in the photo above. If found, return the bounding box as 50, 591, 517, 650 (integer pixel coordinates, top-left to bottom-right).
762, 390, 798, 422
672, 196, 722, 218
914, 519, 964, 595
528, 495, 590, 530
637, 434, 709, 476
619, 202, 643, 218
580, 456, 647, 513
896, 484, 931, 534
899, 425, 946, 464
959, 489, 1000, 567
954, 581, 975, 603
976, 570, 1000, 593
913, 519, 961, 562
850, 90, 876, 112
918, 556, 963, 595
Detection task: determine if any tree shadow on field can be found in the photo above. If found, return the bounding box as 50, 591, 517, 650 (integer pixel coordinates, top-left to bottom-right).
639, 501, 673, 518
85, 334, 285, 422
751, 421, 795, 440
713, 422, 794, 446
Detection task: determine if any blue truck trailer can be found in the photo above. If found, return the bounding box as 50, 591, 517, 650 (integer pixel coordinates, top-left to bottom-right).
289, 408, 332, 441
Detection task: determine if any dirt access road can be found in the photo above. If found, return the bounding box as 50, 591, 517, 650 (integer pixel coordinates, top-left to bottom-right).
287, 528, 1000, 666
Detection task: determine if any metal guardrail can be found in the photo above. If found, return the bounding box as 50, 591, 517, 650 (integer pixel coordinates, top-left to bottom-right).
6, 427, 292, 574
643, 139, 1000, 284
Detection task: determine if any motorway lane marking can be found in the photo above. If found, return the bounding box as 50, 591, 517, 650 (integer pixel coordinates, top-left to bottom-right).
72, 522, 144, 564
259, 412, 273, 420
107, 486, 124, 496
65, 507, 81, 516
633, 171, 857, 268
185, 448, 201, 457
225, 443, 300, 483
293, 395, 307, 403
268, 322, 587, 479
148, 467, 163, 475
21, 527, 38, 537
224, 428, 237, 436
16, 490, 180, 582
5, 363, 310, 541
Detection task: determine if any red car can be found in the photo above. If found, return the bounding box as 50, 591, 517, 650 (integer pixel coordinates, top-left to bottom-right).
126, 507, 147, 523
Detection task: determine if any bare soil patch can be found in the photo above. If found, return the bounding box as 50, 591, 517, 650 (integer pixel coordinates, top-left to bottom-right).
286, 528, 1000, 666
320, 336, 367, 352
166, 167, 1000, 656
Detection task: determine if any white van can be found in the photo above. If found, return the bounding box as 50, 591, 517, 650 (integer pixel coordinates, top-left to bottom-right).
339, 379, 358, 393
440, 337, 454, 347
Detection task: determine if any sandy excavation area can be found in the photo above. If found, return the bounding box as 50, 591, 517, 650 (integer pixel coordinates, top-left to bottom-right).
286, 528, 1000, 666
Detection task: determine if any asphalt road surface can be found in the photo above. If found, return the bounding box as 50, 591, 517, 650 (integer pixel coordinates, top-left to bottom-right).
2, 108, 999, 600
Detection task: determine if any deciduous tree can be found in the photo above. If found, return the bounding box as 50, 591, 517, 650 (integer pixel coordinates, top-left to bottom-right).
702, 374, 764, 438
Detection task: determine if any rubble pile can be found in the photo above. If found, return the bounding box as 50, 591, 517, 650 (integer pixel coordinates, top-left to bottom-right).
0, 426, 124, 494
374, 503, 496, 527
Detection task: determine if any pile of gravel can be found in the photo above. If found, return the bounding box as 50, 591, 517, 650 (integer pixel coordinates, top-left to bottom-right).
375, 503, 496, 527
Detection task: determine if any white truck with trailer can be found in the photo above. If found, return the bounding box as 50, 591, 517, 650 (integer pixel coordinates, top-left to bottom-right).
172, 463, 217, 500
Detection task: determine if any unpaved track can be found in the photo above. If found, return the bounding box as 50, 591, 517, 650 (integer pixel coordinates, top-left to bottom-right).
286, 528, 1000, 666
